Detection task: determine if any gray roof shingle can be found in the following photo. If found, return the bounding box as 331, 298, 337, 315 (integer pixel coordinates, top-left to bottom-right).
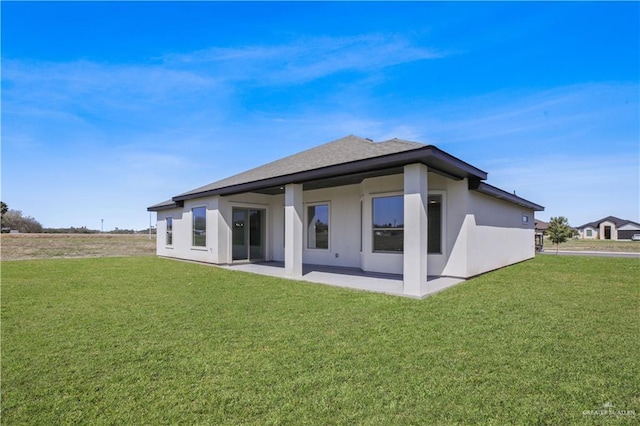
148, 134, 543, 212
177, 135, 425, 197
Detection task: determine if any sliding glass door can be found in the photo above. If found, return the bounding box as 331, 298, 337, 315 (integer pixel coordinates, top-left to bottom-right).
232, 208, 265, 261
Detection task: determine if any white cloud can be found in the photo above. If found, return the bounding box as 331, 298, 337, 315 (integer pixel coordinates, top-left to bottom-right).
3, 33, 637, 230
165, 34, 445, 84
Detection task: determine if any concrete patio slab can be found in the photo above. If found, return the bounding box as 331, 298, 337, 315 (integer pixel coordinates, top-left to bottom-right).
220, 261, 465, 298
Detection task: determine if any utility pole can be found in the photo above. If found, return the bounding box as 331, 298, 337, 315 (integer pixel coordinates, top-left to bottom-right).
101, 219, 104, 233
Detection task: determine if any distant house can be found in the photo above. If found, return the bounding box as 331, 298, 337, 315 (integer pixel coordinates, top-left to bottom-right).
534, 219, 549, 235
576, 216, 640, 240
148, 135, 544, 297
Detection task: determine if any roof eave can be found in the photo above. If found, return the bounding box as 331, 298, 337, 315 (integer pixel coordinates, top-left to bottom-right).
471, 182, 545, 211
147, 200, 184, 212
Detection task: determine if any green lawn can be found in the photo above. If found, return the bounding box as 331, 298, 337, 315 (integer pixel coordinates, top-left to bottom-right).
2, 256, 638, 424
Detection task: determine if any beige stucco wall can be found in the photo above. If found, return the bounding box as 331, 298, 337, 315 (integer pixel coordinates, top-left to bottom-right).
599, 220, 618, 240
580, 226, 598, 239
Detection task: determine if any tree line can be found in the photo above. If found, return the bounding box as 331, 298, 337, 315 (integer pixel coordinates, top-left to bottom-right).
1, 202, 154, 234
1, 201, 43, 233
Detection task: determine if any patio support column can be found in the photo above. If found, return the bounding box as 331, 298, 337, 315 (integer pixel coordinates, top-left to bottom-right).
403, 163, 428, 296
284, 183, 303, 278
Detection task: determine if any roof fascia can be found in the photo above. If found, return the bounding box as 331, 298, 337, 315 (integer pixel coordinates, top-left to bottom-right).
147, 200, 184, 212
471, 182, 545, 211
426, 146, 488, 180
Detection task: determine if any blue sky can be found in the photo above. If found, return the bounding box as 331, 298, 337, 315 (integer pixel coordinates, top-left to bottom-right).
2, 2, 638, 230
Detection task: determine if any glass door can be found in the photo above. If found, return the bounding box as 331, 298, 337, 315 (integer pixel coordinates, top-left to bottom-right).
232, 209, 247, 261
232, 208, 265, 261
249, 209, 264, 260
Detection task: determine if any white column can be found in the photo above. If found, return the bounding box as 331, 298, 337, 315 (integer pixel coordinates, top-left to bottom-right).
284, 183, 303, 278
403, 163, 428, 296
214, 196, 230, 264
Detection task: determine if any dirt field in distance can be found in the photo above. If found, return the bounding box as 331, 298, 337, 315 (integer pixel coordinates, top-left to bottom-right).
542, 238, 640, 253
1, 233, 156, 261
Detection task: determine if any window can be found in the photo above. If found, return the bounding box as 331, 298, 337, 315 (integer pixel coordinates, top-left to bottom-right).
586, 229, 593, 237
307, 204, 329, 249
372, 194, 443, 253
192, 207, 206, 247
428, 195, 442, 254
166, 217, 173, 246
522, 214, 529, 224
372, 195, 404, 252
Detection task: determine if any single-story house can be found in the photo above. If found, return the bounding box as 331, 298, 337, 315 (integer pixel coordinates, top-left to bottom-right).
148, 135, 544, 297
534, 219, 549, 235
576, 216, 640, 240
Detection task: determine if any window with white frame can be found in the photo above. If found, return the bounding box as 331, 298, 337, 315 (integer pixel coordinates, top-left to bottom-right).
166, 217, 173, 246
307, 203, 329, 249
372, 195, 404, 252
192, 207, 206, 247
371, 194, 443, 253
428, 195, 442, 254
586, 229, 593, 237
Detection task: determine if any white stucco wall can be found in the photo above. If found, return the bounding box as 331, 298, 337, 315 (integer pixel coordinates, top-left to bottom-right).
580, 227, 598, 239
269, 194, 285, 262
155, 196, 218, 263
358, 172, 470, 277
301, 184, 362, 268
360, 174, 404, 274
439, 178, 471, 278
465, 191, 535, 277
154, 171, 536, 278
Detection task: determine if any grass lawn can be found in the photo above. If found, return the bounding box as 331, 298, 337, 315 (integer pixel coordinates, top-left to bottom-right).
2, 256, 639, 424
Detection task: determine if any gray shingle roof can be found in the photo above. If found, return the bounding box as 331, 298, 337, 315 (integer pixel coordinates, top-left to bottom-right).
177, 135, 425, 198
577, 216, 640, 229
148, 134, 544, 212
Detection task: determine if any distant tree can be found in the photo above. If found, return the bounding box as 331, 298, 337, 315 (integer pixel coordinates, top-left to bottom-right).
1, 201, 8, 230
547, 216, 572, 254
2, 209, 43, 233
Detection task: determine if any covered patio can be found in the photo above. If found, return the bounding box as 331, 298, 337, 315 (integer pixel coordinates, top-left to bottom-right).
220, 261, 465, 299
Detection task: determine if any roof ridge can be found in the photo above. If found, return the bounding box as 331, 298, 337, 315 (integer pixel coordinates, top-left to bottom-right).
376, 137, 427, 147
